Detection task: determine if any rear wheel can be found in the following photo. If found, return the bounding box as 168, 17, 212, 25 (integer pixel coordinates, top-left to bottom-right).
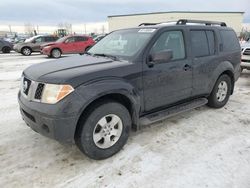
21, 47, 32, 56
51, 48, 61, 58
207, 74, 232, 108
76, 101, 131, 160
2, 46, 11, 53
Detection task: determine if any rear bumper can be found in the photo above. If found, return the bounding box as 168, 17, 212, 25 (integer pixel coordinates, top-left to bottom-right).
18, 92, 79, 143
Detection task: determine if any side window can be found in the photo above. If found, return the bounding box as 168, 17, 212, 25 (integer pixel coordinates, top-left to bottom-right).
65, 37, 75, 43
220, 30, 240, 52
45, 37, 58, 42
150, 31, 185, 60
191, 30, 209, 57
206, 31, 216, 55
34, 37, 44, 43
76, 36, 88, 42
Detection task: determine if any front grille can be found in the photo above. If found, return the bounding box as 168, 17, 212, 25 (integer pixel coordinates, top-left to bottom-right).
34, 83, 45, 100
21, 77, 44, 101
243, 48, 250, 55
22, 77, 32, 95
242, 59, 250, 63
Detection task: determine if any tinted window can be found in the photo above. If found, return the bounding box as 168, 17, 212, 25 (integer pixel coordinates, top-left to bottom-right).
34, 37, 45, 43
191, 30, 209, 57
220, 30, 240, 52
150, 31, 185, 60
45, 36, 58, 42
65, 37, 75, 43
206, 31, 216, 55
75, 36, 88, 42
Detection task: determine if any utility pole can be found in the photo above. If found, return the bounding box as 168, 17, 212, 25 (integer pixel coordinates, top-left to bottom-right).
8, 25, 12, 34
84, 24, 87, 34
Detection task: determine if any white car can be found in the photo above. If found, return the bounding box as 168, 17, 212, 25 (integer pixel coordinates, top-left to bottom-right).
241, 42, 250, 71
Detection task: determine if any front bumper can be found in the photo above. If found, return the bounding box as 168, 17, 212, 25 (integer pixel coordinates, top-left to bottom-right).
18, 91, 80, 143
41, 48, 51, 55
13, 45, 21, 53
241, 55, 250, 69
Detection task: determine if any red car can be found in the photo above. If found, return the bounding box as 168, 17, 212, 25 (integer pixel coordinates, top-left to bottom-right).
41, 35, 95, 58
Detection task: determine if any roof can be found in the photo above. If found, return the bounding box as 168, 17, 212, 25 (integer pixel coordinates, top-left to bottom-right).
108, 11, 245, 18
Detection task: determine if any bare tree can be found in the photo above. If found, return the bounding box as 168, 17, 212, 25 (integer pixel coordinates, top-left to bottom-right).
24, 23, 34, 36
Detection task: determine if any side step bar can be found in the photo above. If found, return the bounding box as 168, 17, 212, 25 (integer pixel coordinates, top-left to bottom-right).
140, 98, 208, 126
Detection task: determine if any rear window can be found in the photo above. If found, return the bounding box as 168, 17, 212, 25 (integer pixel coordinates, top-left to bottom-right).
220, 30, 240, 52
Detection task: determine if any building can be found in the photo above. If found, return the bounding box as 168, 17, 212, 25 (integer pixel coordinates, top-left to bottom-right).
108, 11, 244, 35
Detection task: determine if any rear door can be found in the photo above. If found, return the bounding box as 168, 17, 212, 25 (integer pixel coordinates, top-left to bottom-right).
190, 29, 217, 96
75, 36, 88, 53
142, 29, 193, 112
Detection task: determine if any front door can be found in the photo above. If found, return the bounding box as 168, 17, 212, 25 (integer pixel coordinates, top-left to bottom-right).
62, 37, 76, 53
143, 30, 193, 112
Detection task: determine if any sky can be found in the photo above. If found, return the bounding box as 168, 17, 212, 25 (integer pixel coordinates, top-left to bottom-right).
0, 0, 249, 25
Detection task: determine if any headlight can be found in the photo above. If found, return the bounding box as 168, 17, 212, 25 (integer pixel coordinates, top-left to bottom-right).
41, 84, 74, 104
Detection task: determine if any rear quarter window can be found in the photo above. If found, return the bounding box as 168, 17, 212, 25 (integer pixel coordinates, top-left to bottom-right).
220, 30, 240, 52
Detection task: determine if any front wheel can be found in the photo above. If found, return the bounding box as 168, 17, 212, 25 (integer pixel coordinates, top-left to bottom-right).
51, 48, 61, 58
76, 101, 131, 160
207, 74, 232, 108
21, 47, 32, 56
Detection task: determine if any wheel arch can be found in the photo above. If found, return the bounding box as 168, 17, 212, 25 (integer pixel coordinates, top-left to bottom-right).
21, 46, 32, 52
208, 61, 235, 95
51, 47, 62, 54
74, 85, 141, 141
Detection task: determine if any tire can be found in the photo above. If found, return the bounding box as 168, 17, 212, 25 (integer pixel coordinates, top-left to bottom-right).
76, 101, 131, 160
51, 48, 61, 58
21, 47, 32, 56
2, 46, 11, 53
207, 74, 232, 108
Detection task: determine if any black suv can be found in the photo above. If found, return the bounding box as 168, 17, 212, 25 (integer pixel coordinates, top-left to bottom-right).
18, 20, 241, 160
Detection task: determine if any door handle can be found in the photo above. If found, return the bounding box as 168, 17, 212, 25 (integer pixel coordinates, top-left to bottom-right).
183, 64, 192, 71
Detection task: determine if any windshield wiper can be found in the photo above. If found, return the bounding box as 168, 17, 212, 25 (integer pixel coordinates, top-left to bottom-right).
93, 53, 119, 61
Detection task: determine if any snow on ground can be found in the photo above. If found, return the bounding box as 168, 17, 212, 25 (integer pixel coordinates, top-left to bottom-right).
0, 52, 250, 188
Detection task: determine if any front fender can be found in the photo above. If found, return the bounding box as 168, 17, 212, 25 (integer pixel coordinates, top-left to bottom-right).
74, 78, 141, 127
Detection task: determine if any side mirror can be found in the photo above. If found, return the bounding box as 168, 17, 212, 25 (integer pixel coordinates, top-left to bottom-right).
149, 50, 173, 65
32, 40, 36, 43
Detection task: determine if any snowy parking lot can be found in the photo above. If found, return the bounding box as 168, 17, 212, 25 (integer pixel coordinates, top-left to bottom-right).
0, 52, 250, 188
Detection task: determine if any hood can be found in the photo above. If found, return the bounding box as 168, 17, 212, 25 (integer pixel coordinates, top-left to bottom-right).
23, 55, 133, 87
41, 42, 56, 47
241, 42, 250, 48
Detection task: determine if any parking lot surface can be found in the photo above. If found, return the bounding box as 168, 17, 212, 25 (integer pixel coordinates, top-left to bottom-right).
0, 52, 250, 188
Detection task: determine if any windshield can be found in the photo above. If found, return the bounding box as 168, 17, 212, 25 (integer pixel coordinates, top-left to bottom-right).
88, 28, 155, 60
25, 35, 41, 43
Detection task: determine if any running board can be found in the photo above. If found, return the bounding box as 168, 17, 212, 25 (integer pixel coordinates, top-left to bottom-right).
140, 98, 208, 126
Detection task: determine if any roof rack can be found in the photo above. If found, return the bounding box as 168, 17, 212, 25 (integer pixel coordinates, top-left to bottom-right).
176, 19, 227, 27
138, 23, 159, 26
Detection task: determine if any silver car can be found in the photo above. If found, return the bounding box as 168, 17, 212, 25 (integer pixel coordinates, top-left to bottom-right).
13, 35, 58, 56
241, 42, 250, 71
